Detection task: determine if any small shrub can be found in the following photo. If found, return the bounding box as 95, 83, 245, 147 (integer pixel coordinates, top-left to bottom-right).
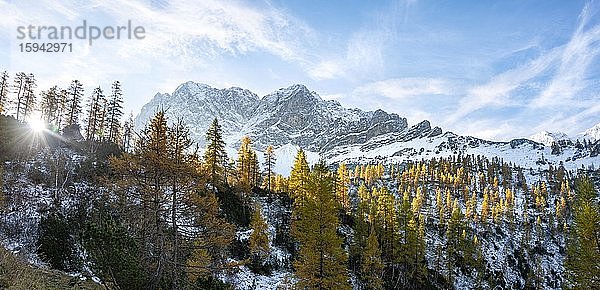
83, 208, 148, 289
36, 210, 81, 271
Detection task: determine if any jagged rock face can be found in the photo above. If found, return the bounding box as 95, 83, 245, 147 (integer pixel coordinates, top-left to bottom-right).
136, 82, 261, 145
510, 139, 542, 149
136, 82, 408, 153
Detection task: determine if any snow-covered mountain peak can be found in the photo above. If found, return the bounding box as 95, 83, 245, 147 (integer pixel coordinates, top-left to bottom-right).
582, 122, 600, 141
528, 130, 570, 146
174, 81, 212, 96
262, 83, 322, 106
283, 83, 312, 95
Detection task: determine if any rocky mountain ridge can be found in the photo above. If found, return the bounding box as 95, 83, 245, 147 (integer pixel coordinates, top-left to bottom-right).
136, 82, 412, 151
136, 82, 600, 174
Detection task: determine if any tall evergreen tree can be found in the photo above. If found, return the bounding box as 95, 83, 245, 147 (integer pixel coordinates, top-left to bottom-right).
21, 73, 37, 120
0, 71, 8, 114
65, 80, 84, 127
137, 110, 171, 286
405, 214, 427, 287
237, 136, 257, 192
251, 150, 260, 188
110, 111, 170, 287
12, 72, 27, 120
292, 161, 350, 289
446, 199, 465, 284
106, 81, 124, 144
203, 118, 227, 191
263, 145, 276, 192
360, 228, 384, 290
289, 148, 310, 201
166, 118, 195, 288
85, 87, 104, 141
565, 175, 600, 287
350, 195, 371, 275
375, 187, 398, 264
40, 86, 61, 126
249, 206, 270, 266
336, 162, 350, 213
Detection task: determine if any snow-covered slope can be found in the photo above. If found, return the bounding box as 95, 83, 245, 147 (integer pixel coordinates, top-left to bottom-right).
528, 131, 570, 146
136, 82, 600, 175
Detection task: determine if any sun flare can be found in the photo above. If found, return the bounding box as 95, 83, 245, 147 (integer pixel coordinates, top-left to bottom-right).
27, 115, 46, 133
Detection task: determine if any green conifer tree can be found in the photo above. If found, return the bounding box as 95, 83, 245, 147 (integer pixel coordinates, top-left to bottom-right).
565, 175, 600, 287
249, 206, 270, 266
360, 228, 384, 290
336, 162, 351, 213
237, 136, 257, 192
203, 118, 226, 191
292, 161, 350, 289
289, 148, 310, 201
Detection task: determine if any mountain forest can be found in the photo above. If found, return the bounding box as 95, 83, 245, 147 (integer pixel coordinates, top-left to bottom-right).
0, 72, 599, 289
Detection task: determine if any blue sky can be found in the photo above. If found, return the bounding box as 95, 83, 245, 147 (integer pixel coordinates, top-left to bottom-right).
1, 0, 599, 140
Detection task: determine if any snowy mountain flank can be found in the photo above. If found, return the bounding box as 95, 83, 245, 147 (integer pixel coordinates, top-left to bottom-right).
136, 82, 600, 174
581, 122, 600, 141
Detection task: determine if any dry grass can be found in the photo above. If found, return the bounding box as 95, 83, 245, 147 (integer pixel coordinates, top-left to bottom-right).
0, 246, 103, 290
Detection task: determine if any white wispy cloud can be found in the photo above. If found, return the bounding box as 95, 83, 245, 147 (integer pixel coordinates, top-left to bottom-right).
530, 1, 600, 108
446, 47, 560, 123
0, 0, 317, 114
354, 78, 451, 99
307, 30, 387, 81
308, 60, 345, 81
1, 0, 315, 67
346, 30, 387, 74
307, 0, 415, 81
529, 98, 600, 136
87, 0, 315, 64
446, 0, 600, 136
324, 77, 450, 129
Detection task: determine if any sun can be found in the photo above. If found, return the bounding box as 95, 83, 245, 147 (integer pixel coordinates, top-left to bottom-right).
27, 114, 46, 133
